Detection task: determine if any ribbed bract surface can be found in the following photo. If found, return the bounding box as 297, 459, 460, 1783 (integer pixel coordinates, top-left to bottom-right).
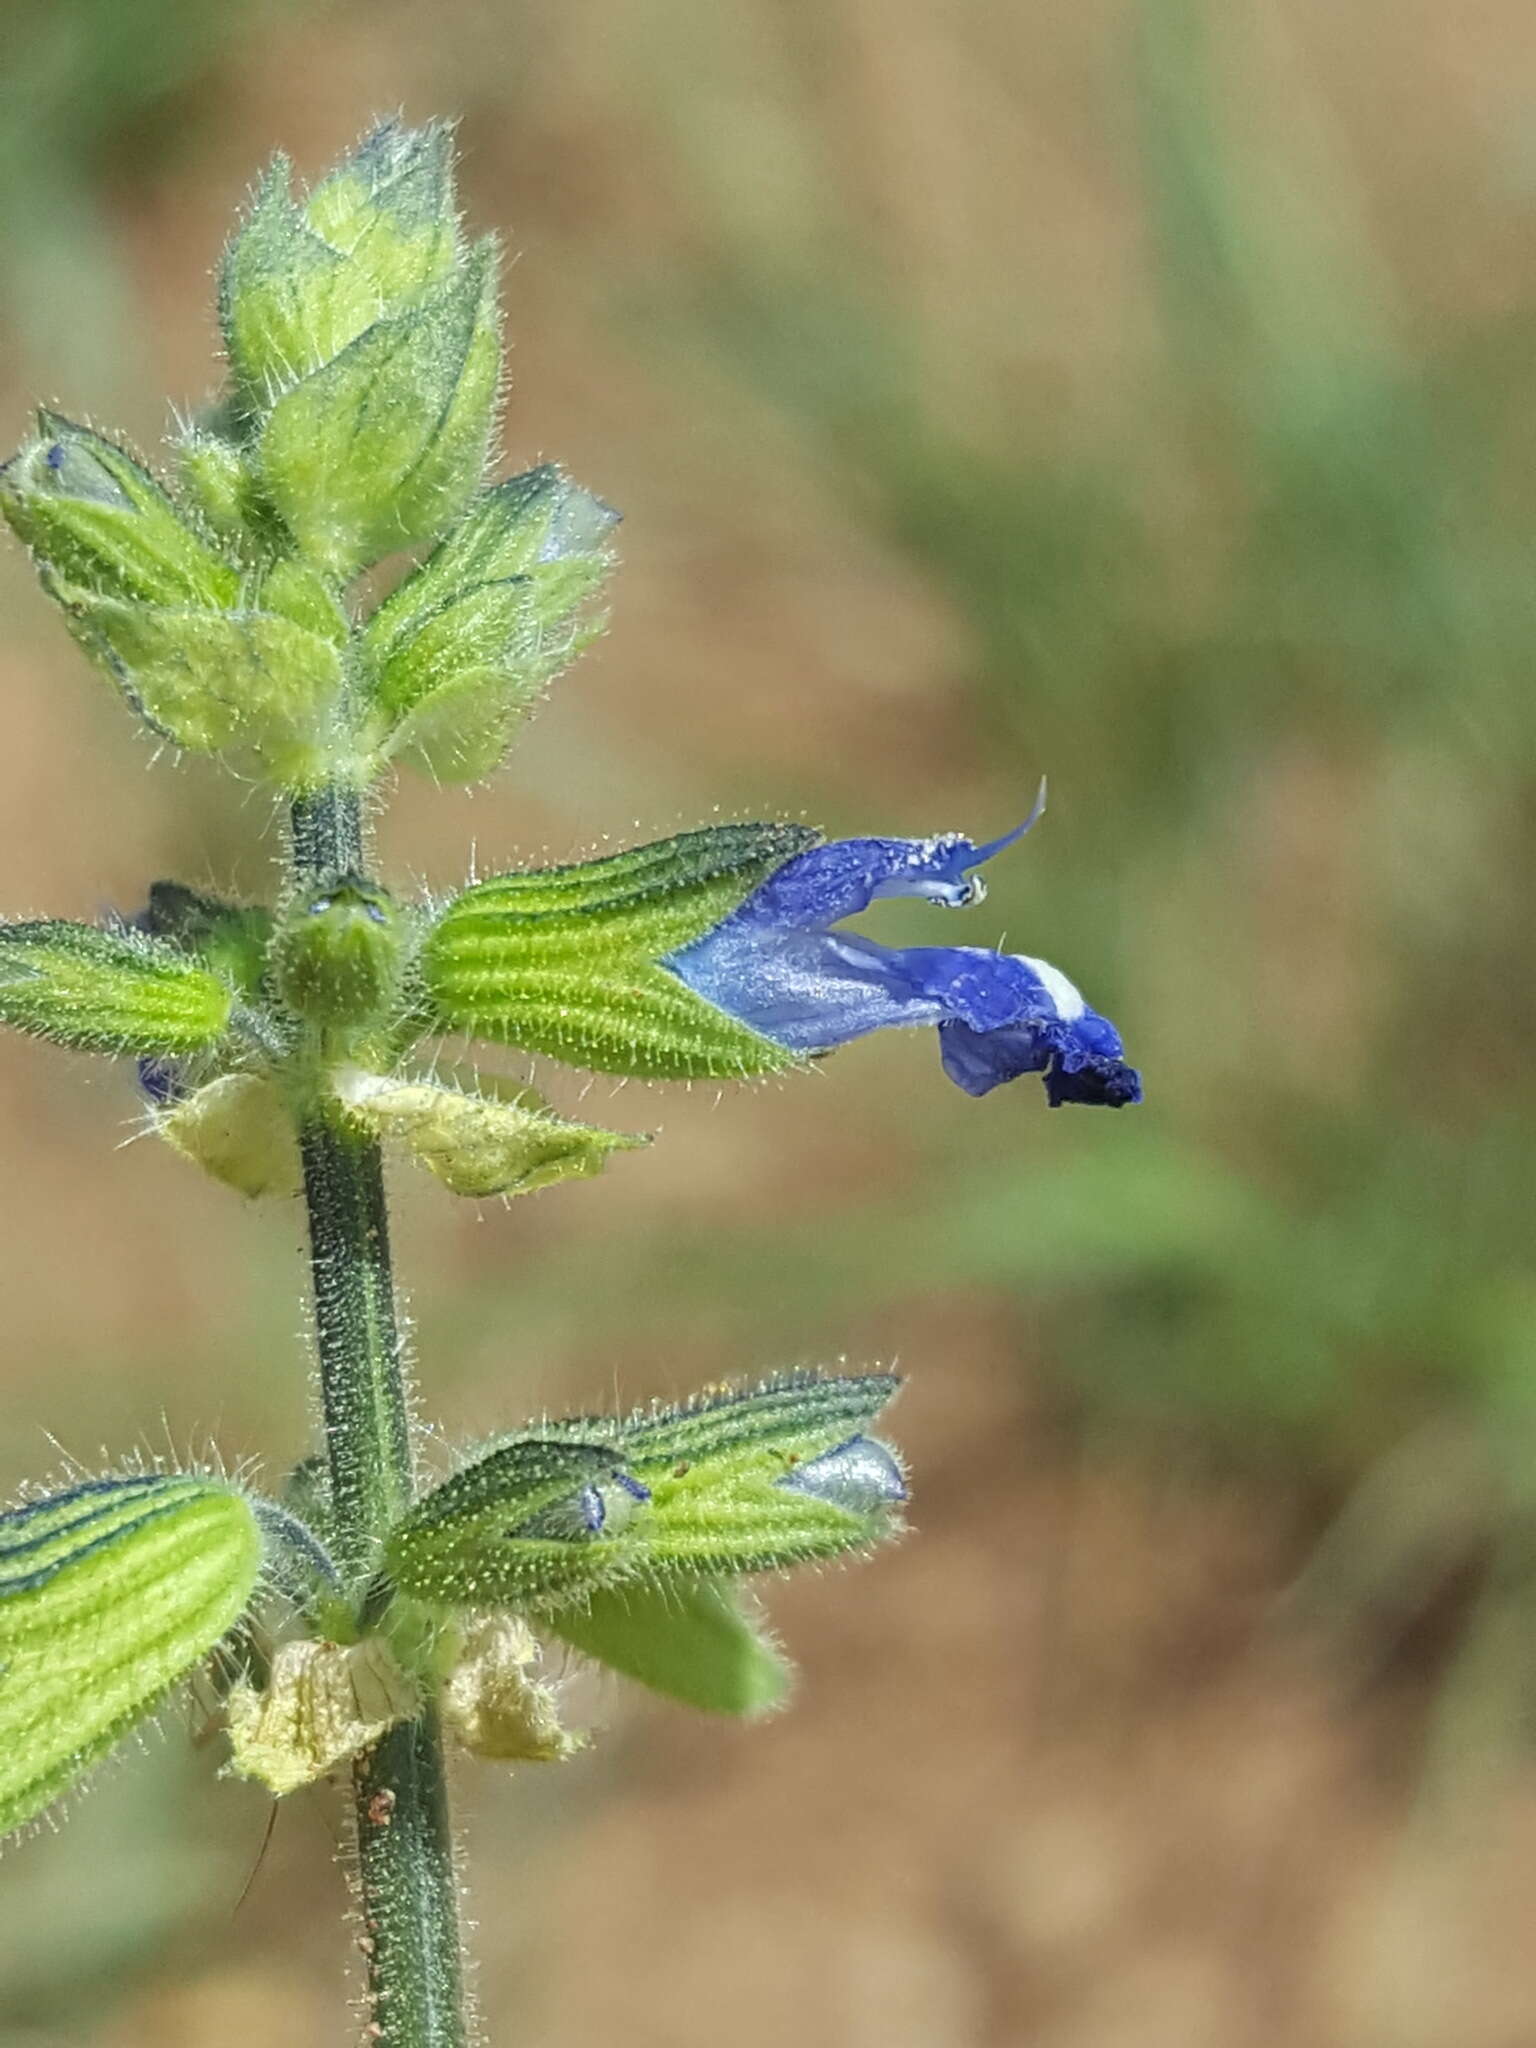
0, 1475, 263, 1836
0, 920, 234, 1054
419, 823, 817, 1078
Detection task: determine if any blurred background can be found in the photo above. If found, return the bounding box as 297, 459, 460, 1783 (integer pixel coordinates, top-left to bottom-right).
3, 1, 1536, 2042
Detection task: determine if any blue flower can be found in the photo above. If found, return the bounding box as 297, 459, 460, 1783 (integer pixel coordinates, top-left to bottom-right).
664, 808, 1141, 1108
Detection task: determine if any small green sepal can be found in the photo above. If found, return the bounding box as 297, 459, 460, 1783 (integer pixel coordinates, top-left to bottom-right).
0, 920, 234, 1056
336, 1069, 647, 1199
547, 1578, 790, 1718
359, 466, 619, 780
0, 1473, 264, 1837
418, 823, 818, 1078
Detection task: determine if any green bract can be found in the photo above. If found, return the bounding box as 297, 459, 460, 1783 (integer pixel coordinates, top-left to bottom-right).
418, 823, 817, 1077
0, 920, 234, 1055
338, 1071, 647, 1200
256, 243, 501, 579
0, 1474, 264, 1836
546, 1578, 790, 1718
359, 467, 619, 779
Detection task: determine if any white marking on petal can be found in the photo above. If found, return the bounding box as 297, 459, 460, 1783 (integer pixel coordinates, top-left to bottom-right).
1020, 955, 1086, 1021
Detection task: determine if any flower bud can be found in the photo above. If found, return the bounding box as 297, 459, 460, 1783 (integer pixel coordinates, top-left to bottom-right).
418, 823, 818, 1078
0, 414, 238, 610
0, 417, 348, 775
359, 466, 619, 780
0, 1473, 263, 1836
220, 123, 458, 412
273, 873, 406, 1026
222, 124, 502, 578
336, 1069, 646, 1199
383, 1439, 648, 1610
257, 244, 501, 577
0, 919, 234, 1056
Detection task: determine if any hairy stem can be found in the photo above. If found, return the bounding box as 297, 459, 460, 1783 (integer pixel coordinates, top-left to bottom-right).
293, 786, 469, 2048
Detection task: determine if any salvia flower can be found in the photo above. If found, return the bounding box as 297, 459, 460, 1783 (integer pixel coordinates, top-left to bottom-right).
665, 810, 1143, 1108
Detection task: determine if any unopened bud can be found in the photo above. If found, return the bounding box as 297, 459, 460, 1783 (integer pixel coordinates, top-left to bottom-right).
274, 873, 405, 1026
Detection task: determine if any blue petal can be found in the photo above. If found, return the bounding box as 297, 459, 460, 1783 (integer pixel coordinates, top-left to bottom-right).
663, 816, 1141, 1110
777, 1436, 908, 1512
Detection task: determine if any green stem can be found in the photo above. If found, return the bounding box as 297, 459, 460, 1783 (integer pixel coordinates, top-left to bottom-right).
291, 786, 468, 2048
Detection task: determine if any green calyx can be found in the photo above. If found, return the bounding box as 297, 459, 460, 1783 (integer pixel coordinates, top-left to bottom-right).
255, 241, 502, 580
359, 466, 619, 780
0, 920, 235, 1056
0, 414, 238, 611
383, 1440, 643, 1609
221, 123, 460, 416
0, 1474, 264, 1837
418, 822, 818, 1078
0, 416, 349, 780
380, 1370, 906, 1678
221, 123, 502, 581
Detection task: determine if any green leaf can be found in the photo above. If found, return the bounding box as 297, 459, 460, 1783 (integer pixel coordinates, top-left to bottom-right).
258, 242, 502, 577
0, 921, 234, 1055
0, 416, 238, 610
338, 1070, 647, 1199
418, 823, 817, 1078
547, 1578, 790, 1717
0, 1474, 263, 1837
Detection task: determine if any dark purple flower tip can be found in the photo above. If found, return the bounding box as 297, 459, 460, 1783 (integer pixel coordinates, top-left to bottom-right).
663, 801, 1140, 1111
137, 1055, 186, 1106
